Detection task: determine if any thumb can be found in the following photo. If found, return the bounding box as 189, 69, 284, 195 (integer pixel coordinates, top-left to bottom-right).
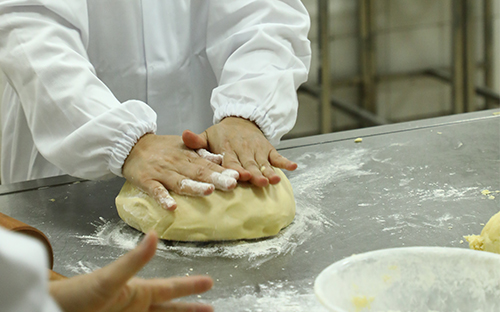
95, 231, 158, 295
182, 129, 208, 150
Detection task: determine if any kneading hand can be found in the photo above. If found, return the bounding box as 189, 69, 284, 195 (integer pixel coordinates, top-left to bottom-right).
49, 232, 214, 312
182, 117, 297, 187
122, 134, 239, 210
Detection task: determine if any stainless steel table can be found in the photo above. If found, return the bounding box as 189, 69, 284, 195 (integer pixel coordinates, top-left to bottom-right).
1, 110, 499, 311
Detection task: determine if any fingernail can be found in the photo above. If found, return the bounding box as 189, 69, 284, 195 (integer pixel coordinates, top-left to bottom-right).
159, 196, 176, 210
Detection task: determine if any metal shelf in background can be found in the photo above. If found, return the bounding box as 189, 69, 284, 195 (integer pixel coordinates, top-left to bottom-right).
302, 0, 498, 136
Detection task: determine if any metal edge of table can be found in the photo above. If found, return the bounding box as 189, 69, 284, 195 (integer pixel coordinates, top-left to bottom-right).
0, 175, 86, 196
0, 109, 497, 195
279, 109, 499, 150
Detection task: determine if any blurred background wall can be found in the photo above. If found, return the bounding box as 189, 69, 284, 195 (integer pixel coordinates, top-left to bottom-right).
287, 0, 500, 138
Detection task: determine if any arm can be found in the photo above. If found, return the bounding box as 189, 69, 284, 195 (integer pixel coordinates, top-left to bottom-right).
0, 2, 156, 180
184, 0, 311, 185
0, 3, 239, 209
207, 0, 311, 143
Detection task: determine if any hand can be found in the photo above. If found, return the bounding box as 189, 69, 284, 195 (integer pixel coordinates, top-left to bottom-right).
122, 134, 239, 210
49, 232, 214, 312
182, 117, 297, 187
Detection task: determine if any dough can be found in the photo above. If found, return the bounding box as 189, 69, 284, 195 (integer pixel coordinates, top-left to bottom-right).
115, 168, 296, 241
464, 211, 500, 254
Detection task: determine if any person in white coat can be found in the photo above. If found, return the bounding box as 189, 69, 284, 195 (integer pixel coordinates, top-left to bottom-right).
0, 227, 214, 312
0, 1, 311, 209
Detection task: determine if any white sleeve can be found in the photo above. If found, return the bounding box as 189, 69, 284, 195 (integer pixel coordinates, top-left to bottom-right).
0, 227, 62, 312
0, 1, 157, 179
206, 0, 311, 145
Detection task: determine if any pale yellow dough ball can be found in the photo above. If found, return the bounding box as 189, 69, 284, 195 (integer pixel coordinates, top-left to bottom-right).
115, 168, 296, 242
465, 211, 500, 254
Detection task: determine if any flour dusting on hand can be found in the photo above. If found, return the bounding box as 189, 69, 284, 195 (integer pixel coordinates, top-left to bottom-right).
196, 149, 223, 164
76, 147, 373, 267
210, 172, 237, 191
179, 179, 214, 196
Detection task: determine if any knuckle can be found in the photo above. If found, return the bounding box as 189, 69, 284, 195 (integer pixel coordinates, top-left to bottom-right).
174, 180, 185, 193
195, 166, 208, 180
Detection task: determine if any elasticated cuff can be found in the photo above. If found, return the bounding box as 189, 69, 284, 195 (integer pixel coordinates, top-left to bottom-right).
109, 101, 157, 177
213, 103, 281, 145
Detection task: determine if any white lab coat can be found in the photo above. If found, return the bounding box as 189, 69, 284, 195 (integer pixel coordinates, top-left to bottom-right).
0, 227, 62, 312
0, 1, 311, 184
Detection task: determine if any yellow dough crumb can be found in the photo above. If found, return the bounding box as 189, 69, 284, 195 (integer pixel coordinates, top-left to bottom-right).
351, 295, 374, 312
354, 138, 363, 143
488, 195, 495, 200
481, 190, 491, 196
464, 211, 500, 254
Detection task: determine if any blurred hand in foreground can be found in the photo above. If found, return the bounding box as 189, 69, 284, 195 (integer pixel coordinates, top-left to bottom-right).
50, 231, 214, 312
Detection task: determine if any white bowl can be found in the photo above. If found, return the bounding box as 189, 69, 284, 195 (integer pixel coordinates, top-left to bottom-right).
315, 247, 500, 312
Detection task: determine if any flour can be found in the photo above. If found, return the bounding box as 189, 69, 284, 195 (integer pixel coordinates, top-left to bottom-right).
151, 185, 176, 210
202, 280, 328, 312
221, 169, 239, 179
382, 184, 479, 203
179, 179, 214, 196
414, 186, 479, 202
65, 260, 101, 275
76, 147, 371, 267
196, 148, 223, 164
210, 171, 237, 191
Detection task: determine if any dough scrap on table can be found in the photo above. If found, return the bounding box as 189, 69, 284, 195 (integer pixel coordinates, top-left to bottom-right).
115, 168, 296, 242
464, 211, 500, 254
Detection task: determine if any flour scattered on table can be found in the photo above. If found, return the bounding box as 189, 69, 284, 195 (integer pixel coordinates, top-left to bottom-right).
202, 280, 328, 312
386, 185, 479, 202
65, 260, 101, 275
76, 147, 371, 267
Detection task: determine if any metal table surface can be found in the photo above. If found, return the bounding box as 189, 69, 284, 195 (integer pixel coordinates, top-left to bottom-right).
1, 110, 499, 311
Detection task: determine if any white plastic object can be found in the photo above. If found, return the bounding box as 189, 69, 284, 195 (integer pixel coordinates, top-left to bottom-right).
315, 247, 500, 312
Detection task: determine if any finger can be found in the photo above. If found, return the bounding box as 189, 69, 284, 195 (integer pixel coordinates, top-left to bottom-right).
239, 156, 269, 187
143, 180, 177, 211
269, 149, 298, 171
255, 159, 281, 185
221, 168, 240, 179
196, 149, 223, 165
182, 130, 208, 150
222, 150, 252, 181
152, 170, 214, 197
94, 231, 158, 297
150, 301, 214, 312
210, 170, 238, 191
179, 158, 238, 191
179, 179, 215, 196
132, 275, 213, 303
